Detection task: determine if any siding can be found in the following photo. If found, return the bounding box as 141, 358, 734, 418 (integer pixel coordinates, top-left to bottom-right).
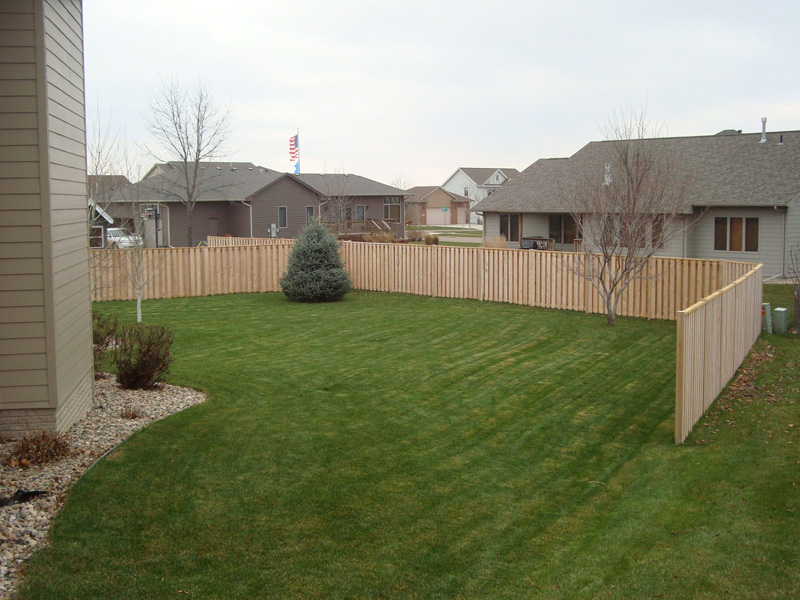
0, 0, 47, 418
250, 177, 319, 239
686, 207, 785, 277
0, 0, 92, 437
783, 194, 800, 277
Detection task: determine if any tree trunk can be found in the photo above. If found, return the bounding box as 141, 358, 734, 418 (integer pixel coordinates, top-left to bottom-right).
136, 289, 142, 323
186, 205, 194, 247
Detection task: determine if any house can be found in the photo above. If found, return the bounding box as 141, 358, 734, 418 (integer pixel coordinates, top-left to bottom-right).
104, 165, 409, 246
1, 0, 94, 438
88, 174, 129, 246
441, 167, 520, 219
404, 186, 471, 226
473, 127, 800, 277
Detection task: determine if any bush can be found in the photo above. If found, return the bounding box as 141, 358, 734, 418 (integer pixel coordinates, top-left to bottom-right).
92, 312, 118, 377
423, 233, 439, 245
280, 222, 351, 303
4, 429, 72, 468
112, 323, 174, 389
407, 230, 423, 242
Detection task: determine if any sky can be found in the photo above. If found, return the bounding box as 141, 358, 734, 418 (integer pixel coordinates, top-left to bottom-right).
84, 0, 800, 187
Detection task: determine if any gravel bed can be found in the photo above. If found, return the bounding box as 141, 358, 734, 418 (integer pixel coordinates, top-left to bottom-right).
0, 374, 206, 599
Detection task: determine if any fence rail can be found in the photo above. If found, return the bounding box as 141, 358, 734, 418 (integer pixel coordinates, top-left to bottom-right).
91, 241, 763, 443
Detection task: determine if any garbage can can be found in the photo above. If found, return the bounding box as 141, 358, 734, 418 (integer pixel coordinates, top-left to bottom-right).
774, 307, 788, 334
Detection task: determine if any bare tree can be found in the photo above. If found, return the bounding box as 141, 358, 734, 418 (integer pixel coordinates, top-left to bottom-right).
144, 76, 232, 246
789, 244, 800, 332
568, 106, 691, 325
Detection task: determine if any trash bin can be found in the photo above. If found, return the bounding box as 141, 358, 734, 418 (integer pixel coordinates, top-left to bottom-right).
774, 307, 788, 334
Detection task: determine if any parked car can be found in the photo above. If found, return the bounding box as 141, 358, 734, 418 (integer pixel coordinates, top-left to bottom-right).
106, 228, 143, 248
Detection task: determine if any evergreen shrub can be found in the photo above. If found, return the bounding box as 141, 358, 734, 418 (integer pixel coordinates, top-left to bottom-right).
280, 222, 351, 302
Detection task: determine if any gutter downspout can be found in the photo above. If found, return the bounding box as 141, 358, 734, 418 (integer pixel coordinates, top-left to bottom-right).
233, 201, 253, 237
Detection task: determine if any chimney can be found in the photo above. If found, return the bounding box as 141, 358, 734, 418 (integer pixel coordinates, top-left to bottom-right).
759, 117, 767, 143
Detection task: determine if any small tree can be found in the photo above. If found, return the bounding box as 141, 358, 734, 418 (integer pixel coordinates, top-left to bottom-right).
789, 243, 800, 332
568, 106, 691, 325
144, 76, 232, 246
280, 222, 351, 303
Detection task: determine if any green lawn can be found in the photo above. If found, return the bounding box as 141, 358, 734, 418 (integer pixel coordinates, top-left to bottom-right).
18, 289, 799, 599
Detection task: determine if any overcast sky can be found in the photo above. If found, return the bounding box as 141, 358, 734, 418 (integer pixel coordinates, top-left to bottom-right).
84, 0, 800, 187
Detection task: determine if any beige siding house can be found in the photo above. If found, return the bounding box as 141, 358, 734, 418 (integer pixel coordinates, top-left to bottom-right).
475, 128, 800, 277
1, 0, 93, 438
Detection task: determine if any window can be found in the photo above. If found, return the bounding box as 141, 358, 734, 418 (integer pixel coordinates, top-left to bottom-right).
344, 205, 366, 221
499, 213, 520, 242
306, 206, 314, 225
384, 197, 401, 221
714, 216, 758, 252
278, 206, 287, 229
548, 214, 577, 244
464, 188, 469, 197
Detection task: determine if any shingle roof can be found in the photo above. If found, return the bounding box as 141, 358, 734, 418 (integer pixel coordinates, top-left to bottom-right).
290, 173, 409, 197
474, 131, 800, 214
405, 186, 470, 204
107, 163, 282, 203
459, 168, 520, 186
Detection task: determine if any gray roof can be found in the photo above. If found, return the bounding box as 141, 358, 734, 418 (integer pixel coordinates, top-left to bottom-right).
459, 167, 520, 186
106, 163, 282, 203
290, 173, 409, 197
406, 186, 470, 204
474, 130, 800, 214
250, 173, 409, 199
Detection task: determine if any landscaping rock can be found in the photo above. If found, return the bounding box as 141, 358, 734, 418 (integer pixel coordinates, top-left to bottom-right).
0, 374, 206, 599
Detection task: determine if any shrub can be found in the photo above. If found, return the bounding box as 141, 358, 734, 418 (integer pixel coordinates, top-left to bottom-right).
112, 323, 174, 389
92, 312, 119, 377
407, 230, 423, 242
119, 404, 144, 419
4, 429, 72, 468
363, 230, 396, 243
423, 233, 439, 245
280, 222, 351, 303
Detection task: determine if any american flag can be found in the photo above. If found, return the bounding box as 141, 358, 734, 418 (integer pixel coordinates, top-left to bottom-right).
289, 134, 299, 161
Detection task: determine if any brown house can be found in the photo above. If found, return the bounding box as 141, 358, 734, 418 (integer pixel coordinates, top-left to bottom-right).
1, 0, 94, 437
405, 186, 470, 226
104, 166, 409, 245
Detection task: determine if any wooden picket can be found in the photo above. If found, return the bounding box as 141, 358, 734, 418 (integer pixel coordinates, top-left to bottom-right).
91, 242, 764, 444
675, 264, 763, 443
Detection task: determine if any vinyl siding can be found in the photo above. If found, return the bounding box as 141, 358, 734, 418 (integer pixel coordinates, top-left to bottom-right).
685, 207, 785, 277
0, 0, 47, 417
0, 0, 92, 436
250, 178, 319, 239
783, 195, 800, 277
42, 0, 92, 430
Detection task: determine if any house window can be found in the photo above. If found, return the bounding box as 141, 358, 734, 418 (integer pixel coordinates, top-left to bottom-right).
344, 205, 366, 221
714, 217, 758, 252
279, 206, 287, 229
306, 206, 314, 225
548, 214, 577, 244
499, 213, 520, 242
384, 197, 401, 221
464, 188, 469, 197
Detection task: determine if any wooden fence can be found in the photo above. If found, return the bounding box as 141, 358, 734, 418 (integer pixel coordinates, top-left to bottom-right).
207, 236, 292, 246
674, 264, 763, 443
91, 241, 764, 443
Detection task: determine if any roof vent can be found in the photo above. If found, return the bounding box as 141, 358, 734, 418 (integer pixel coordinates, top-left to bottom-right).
231, 167, 237, 171
216, 166, 222, 170
760, 117, 767, 143
603, 163, 612, 186
248, 167, 253, 170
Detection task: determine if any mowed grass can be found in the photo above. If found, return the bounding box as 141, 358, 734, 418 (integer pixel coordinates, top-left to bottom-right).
18, 290, 800, 599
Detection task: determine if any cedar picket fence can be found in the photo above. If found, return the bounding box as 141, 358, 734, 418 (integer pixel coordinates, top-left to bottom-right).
92, 240, 763, 442
675, 265, 763, 443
